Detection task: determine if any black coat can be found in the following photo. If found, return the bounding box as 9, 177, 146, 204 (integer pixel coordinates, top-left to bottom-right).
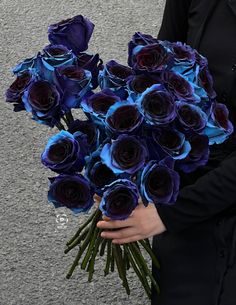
151, 1, 236, 305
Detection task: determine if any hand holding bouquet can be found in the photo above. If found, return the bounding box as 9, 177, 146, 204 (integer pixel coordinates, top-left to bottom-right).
5, 15, 233, 299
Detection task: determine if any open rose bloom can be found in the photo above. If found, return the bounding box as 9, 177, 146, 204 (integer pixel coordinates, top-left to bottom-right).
6, 16, 234, 299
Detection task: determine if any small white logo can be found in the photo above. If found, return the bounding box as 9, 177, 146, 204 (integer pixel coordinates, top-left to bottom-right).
55, 213, 68, 229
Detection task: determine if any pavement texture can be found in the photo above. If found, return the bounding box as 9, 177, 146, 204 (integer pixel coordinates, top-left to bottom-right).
0, 1, 165, 304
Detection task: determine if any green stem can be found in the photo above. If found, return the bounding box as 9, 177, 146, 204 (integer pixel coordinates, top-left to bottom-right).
124, 245, 151, 299
110, 245, 115, 272
55, 121, 65, 131
138, 240, 160, 270
99, 238, 107, 257
145, 238, 151, 248
65, 228, 89, 254
123, 246, 130, 270
88, 231, 103, 282
81, 226, 100, 270
66, 209, 98, 246
104, 240, 112, 276
130, 242, 160, 295
113, 244, 130, 295
65, 110, 74, 124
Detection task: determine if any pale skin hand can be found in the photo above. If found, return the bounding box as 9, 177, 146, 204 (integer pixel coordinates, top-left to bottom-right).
94, 196, 167, 244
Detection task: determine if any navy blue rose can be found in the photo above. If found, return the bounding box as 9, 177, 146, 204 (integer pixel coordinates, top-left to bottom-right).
80, 89, 121, 126
55, 65, 92, 110
99, 60, 133, 99
77, 52, 103, 89
41, 130, 88, 173
48, 15, 94, 54
204, 102, 234, 144
12, 54, 42, 75
171, 42, 196, 63
5, 70, 37, 112
137, 84, 176, 125
99, 179, 139, 220
100, 134, 148, 174
152, 128, 191, 160
105, 100, 143, 135
139, 157, 180, 206
129, 43, 172, 72
67, 119, 100, 150
198, 67, 217, 99
127, 73, 161, 96
194, 50, 208, 70
176, 101, 208, 133
48, 174, 94, 214
22, 80, 62, 127
177, 134, 209, 173
85, 149, 117, 196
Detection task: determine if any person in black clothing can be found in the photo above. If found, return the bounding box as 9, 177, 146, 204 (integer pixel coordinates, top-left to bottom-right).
97, 1, 236, 304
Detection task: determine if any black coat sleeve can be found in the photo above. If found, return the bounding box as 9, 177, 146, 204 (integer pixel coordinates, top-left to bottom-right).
155, 151, 236, 233
158, 0, 192, 42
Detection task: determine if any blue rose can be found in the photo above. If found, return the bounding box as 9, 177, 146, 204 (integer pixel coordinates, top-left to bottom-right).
176, 101, 208, 133
99, 60, 133, 99
80, 89, 121, 126
152, 128, 191, 160
12, 53, 42, 75
48, 174, 94, 214
127, 73, 161, 97
139, 157, 180, 206
204, 102, 234, 144
84, 148, 117, 196
100, 134, 148, 174
99, 179, 139, 220
55, 65, 92, 110
105, 100, 143, 135
198, 67, 217, 99
48, 15, 94, 54
41, 130, 89, 173
176, 134, 210, 173
136, 84, 176, 125
22, 79, 62, 127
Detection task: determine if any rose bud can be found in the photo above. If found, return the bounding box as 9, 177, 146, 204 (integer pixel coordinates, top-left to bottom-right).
176, 101, 208, 133
55, 65, 92, 110
176, 134, 210, 173
100, 134, 148, 175
48, 174, 94, 214
68, 119, 100, 150
5, 70, 36, 112
48, 15, 94, 54
129, 43, 171, 72
139, 157, 180, 206
163, 71, 198, 102
152, 128, 191, 160
41, 130, 89, 174
99, 60, 133, 99
85, 149, 117, 196
137, 84, 176, 125
99, 179, 139, 220
22, 80, 62, 127
80, 89, 121, 125
198, 67, 217, 99
77, 52, 103, 89
105, 100, 143, 135
204, 102, 234, 145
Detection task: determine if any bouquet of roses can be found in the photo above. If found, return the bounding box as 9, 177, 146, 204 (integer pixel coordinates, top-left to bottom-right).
5, 14, 234, 299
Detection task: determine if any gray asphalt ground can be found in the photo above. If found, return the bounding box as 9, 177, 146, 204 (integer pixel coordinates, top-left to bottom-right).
0, 1, 165, 304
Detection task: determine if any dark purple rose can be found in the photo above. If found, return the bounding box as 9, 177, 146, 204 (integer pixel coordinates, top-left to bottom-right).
80, 89, 121, 124
48, 174, 94, 214
100, 134, 148, 174
99, 179, 139, 220
55, 65, 92, 110
163, 71, 196, 102
68, 119, 99, 150
99, 60, 133, 99
139, 157, 180, 206
22, 80, 62, 127
177, 134, 209, 173
127, 73, 161, 94
5, 70, 35, 112
176, 101, 208, 133
198, 67, 217, 99
77, 52, 103, 88
194, 50, 208, 70
171, 42, 196, 63
105, 101, 143, 135
130, 43, 171, 72
48, 15, 94, 54
137, 84, 176, 125
41, 130, 89, 174
85, 149, 117, 196
152, 128, 191, 160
